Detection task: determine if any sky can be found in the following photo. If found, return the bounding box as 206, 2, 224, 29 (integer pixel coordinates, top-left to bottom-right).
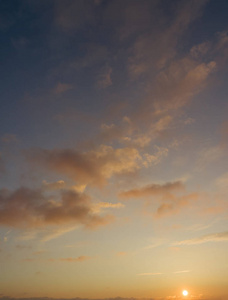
0, 0, 228, 299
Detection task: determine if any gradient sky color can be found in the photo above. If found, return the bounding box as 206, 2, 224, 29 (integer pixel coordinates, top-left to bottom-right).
0, 1, 228, 300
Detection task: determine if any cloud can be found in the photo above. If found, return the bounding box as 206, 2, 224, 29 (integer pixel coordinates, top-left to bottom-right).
97, 65, 112, 89
59, 256, 91, 262
119, 181, 184, 199
197, 146, 224, 168
155, 193, 198, 218
142, 147, 169, 167
27, 145, 142, 187
0, 187, 113, 229
41, 226, 78, 242
92, 202, 125, 213
119, 181, 199, 218
190, 41, 211, 59
42, 180, 66, 190
23, 256, 91, 263
70, 43, 108, 70
153, 59, 216, 114
128, 0, 209, 76
17, 226, 79, 242
174, 231, 228, 246
53, 82, 73, 95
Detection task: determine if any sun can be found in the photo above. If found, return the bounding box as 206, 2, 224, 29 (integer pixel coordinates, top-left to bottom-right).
182, 290, 188, 296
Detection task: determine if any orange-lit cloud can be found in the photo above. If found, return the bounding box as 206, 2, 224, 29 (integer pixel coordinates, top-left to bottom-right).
92, 202, 125, 214
28, 145, 142, 187
153, 59, 216, 113
156, 193, 198, 218
59, 256, 91, 262
119, 181, 184, 199
119, 181, 199, 218
42, 180, 66, 190
128, 0, 209, 76
0, 188, 113, 229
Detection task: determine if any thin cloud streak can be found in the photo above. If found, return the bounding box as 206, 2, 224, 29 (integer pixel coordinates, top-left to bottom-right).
174, 231, 228, 245
119, 181, 185, 199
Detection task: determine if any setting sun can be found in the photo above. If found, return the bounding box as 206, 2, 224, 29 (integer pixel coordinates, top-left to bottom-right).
182, 290, 188, 296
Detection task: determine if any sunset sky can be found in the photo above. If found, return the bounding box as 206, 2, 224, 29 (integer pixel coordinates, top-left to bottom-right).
0, 1, 228, 300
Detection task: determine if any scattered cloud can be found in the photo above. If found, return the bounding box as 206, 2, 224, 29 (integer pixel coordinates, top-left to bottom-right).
128, 0, 209, 77
27, 145, 142, 187
153, 59, 216, 113
0, 188, 113, 230
119, 181, 199, 218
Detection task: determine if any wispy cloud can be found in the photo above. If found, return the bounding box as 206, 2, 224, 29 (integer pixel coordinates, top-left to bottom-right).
174, 231, 228, 245
59, 256, 91, 262
92, 202, 125, 213
23, 256, 91, 263
52, 82, 73, 95
97, 65, 112, 89
119, 181, 184, 199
